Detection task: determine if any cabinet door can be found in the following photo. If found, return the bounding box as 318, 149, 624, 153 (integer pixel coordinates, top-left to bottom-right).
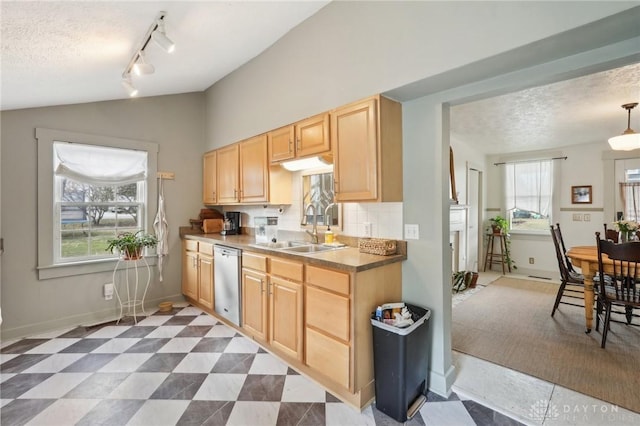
203, 150, 217, 205
268, 125, 295, 163
182, 250, 198, 300
198, 254, 214, 310
305, 285, 350, 342
305, 327, 350, 389
332, 98, 378, 201
270, 277, 303, 361
217, 144, 240, 203
242, 268, 268, 341
296, 113, 330, 158
239, 135, 269, 203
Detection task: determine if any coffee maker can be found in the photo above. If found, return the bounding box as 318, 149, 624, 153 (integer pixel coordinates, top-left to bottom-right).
221, 211, 241, 235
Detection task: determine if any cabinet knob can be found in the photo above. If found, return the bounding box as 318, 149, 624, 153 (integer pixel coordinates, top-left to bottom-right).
296, 139, 301, 150
289, 140, 293, 153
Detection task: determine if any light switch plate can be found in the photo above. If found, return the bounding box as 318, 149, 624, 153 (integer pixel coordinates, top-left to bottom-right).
405, 224, 419, 240
572, 213, 582, 221
583, 213, 591, 221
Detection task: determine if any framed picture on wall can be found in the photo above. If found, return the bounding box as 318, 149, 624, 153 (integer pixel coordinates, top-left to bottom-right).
571, 185, 592, 204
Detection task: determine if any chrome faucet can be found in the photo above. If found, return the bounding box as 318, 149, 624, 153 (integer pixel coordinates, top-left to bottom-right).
302, 203, 319, 244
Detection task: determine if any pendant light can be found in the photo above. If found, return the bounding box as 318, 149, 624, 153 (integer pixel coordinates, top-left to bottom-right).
608, 103, 640, 151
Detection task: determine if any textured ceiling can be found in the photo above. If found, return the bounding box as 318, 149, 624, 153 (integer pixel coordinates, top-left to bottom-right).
0, 1, 330, 110
451, 62, 640, 155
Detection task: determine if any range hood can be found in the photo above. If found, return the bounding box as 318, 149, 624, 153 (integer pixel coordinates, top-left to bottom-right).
281, 156, 330, 171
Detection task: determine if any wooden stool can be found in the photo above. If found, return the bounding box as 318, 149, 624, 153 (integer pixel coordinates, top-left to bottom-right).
483, 233, 511, 274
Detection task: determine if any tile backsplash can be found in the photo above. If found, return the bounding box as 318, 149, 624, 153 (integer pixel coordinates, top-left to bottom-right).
220, 201, 403, 240
216, 170, 403, 240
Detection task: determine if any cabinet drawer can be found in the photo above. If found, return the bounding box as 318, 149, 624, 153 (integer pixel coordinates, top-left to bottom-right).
306, 265, 349, 295
306, 285, 350, 341
184, 239, 198, 252
198, 242, 214, 256
305, 327, 349, 389
270, 257, 303, 282
243, 252, 267, 272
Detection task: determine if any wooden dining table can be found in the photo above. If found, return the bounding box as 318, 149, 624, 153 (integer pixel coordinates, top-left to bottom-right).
566, 245, 601, 333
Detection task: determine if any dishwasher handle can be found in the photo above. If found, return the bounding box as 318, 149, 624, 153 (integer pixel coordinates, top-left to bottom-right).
214, 246, 241, 257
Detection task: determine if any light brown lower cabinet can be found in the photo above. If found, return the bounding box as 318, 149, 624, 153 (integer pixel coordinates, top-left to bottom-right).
181, 240, 214, 310
239, 250, 402, 410
242, 253, 304, 362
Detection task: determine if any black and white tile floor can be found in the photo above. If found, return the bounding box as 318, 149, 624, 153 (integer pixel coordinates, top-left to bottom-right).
1, 304, 522, 426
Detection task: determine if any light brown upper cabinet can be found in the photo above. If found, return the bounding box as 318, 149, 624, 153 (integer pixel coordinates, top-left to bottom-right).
268, 113, 331, 164
202, 150, 217, 205
215, 135, 269, 204
331, 95, 402, 202
239, 135, 269, 203
216, 144, 240, 204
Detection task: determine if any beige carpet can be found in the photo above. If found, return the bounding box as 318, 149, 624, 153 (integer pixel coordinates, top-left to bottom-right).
452, 277, 640, 414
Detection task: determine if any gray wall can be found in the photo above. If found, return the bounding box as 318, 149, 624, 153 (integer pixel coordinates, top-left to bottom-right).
1, 93, 205, 339
202, 1, 638, 396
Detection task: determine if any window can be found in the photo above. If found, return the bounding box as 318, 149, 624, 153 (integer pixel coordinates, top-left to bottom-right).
619, 165, 640, 221
504, 160, 554, 232
37, 128, 158, 279
54, 142, 147, 263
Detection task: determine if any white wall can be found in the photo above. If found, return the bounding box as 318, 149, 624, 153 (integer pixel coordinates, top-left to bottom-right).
202, 1, 637, 397
0, 93, 205, 339
483, 141, 608, 278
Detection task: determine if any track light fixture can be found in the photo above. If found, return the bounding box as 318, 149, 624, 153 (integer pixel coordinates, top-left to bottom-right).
121, 75, 138, 97
151, 18, 175, 53
132, 51, 155, 76
121, 11, 174, 96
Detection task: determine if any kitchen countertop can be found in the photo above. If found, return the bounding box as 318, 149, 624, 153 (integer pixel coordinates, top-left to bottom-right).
181, 229, 407, 272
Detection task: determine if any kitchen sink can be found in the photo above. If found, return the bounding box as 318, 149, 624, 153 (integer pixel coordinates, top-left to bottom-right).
279, 244, 335, 253
251, 240, 310, 249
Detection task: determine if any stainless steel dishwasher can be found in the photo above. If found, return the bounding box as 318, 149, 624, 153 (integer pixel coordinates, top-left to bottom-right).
213, 245, 242, 326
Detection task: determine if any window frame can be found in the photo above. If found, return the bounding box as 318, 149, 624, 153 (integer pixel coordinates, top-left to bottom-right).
36, 128, 158, 280
498, 153, 561, 236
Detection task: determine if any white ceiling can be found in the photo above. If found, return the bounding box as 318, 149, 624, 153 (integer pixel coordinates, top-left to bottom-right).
451, 62, 640, 155
0, 1, 330, 110
1, 1, 638, 155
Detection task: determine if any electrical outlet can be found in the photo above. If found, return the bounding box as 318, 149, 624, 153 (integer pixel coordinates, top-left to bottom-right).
572, 213, 582, 221
363, 222, 373, 237
583, 213, 591, 221
404, 224, 420, 240
529, 257, 535, 264
103, 283, 114, 300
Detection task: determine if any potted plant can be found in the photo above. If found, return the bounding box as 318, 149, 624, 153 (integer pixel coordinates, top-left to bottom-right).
106, 230, 158, 260
452, 270, 479, 293
489, 215, 509, 234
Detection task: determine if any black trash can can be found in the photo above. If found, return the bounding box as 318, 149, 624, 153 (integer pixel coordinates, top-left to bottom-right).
371, 303, 431, 422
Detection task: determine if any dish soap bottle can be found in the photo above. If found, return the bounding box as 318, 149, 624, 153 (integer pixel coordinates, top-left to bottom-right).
324, 226, 334, 244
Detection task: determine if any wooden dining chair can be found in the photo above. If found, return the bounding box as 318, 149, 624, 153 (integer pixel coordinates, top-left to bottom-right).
550, 224, 584, 316
595, 233, 640, 348
603, 223, 619, 243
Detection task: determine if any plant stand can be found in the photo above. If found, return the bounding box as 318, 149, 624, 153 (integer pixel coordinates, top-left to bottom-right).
483, 233, 511, 274
112, 256, 151, 324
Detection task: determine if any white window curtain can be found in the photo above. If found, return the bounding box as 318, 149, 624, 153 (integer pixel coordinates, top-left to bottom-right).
504, 160, 553, 217
54, 142, 147, 185
620, 182, 640, 221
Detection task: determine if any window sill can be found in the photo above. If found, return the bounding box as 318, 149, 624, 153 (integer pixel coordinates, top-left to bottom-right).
38, 256, 158, 280
508, 229, 551, 239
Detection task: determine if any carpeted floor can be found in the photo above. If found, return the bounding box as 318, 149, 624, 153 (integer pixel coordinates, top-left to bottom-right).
452, 276, 640, 414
